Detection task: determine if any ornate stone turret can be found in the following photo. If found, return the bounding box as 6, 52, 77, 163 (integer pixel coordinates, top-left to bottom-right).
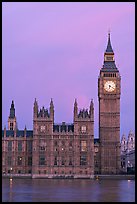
50, 98, 54, 121
8, 100, 17, 130
33, 98, 38, 119
74, 98, 78, 121
127, 130, 135, 152
9, 100, 15, 118
121, 134, 127, 154
89, 99, 94, 121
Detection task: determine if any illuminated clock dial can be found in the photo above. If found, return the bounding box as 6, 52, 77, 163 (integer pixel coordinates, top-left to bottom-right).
104, 81, 116, 92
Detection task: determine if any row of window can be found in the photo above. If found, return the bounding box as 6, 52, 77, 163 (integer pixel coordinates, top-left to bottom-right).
5, 155, 87, 166
53, 140, 87, 147
5, 156, 32, 166
104, 73, 116, 77
39, 145, 86, 152
39, 155, 87, 166
6, 141, 32, 152
6, 140, 88, 152
3, 169, 32, 174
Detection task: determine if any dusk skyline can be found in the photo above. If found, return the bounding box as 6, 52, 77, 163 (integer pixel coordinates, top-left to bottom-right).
2, 2, 135, 138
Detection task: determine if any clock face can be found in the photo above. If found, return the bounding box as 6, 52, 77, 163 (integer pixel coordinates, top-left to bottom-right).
104, 81, 116, 92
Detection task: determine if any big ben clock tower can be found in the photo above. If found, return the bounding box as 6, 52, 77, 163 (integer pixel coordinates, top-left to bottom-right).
98, 32, 121, 174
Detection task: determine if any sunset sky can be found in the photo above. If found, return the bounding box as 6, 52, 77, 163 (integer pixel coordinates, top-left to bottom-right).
2, 2, 135, 138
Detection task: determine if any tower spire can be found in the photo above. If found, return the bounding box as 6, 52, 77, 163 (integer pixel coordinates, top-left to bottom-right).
50, 98, 54, 121
8, 100, 17, 130
102, 32, 118, 70
90, 99, 94, 120
74, 98, 78, 120
33, 98, 38, 118
9, 100, 15, 118
106, 31, 113, 53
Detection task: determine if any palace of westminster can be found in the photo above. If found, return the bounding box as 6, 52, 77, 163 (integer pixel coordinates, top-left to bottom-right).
2, 34, 135, 178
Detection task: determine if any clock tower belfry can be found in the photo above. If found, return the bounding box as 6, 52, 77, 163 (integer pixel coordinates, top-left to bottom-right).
98, 32, 121, 174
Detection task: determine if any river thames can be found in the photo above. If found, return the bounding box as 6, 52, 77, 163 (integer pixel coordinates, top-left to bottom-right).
2, 178, 135, 202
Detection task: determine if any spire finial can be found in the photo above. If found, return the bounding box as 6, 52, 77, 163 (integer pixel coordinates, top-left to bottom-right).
11, 100, 14, 108
90, 99, 94, 107
50, 98, 54, 107
108, 29, 111, 43
108, 28, 111, 36
34, 98, 38, 107
74, 98, 78, 107
34, 98, 36, 103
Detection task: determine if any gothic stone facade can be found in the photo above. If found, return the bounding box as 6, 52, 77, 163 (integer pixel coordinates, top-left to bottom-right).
2, 33, 121, 177
2, 99, 95, 178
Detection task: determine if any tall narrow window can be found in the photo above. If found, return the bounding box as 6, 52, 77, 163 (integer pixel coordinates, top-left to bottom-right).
81, 141, 87, 152
54, 141, 58, 146
18, 141, 22, 152
8, 141, 12, 151
10, 123, 13, 130
39, 140, 46, 151
28, 156, 32, 166
81, 126, 86, 133
27, 141, 32, 152
69, 141, 73, 151
54, 157, 57, 166
18, 157, 22, 166
39, 155, 45, 166
69, 157, 72, 166
7, 156, 12, 166
80, 155, 87, 165
61, 157, 65, 166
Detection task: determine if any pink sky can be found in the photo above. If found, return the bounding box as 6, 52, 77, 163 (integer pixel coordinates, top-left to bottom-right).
2, 2, 135, 138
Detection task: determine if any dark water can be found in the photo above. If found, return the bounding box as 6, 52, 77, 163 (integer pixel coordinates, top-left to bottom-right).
2, 178, 135, 202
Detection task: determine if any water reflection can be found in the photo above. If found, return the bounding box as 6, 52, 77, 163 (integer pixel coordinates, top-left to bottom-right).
2, 178, 135, 202
9, 178, 13, 202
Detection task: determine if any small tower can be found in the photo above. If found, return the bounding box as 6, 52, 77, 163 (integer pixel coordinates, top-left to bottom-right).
127, 130, 135, 152
89, 99, 94, 121
8, 100, 17, 130
50, 98, 54, 121
73, 98, 78, 121
33, 98, 38, 119
121, 134, 127, 154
